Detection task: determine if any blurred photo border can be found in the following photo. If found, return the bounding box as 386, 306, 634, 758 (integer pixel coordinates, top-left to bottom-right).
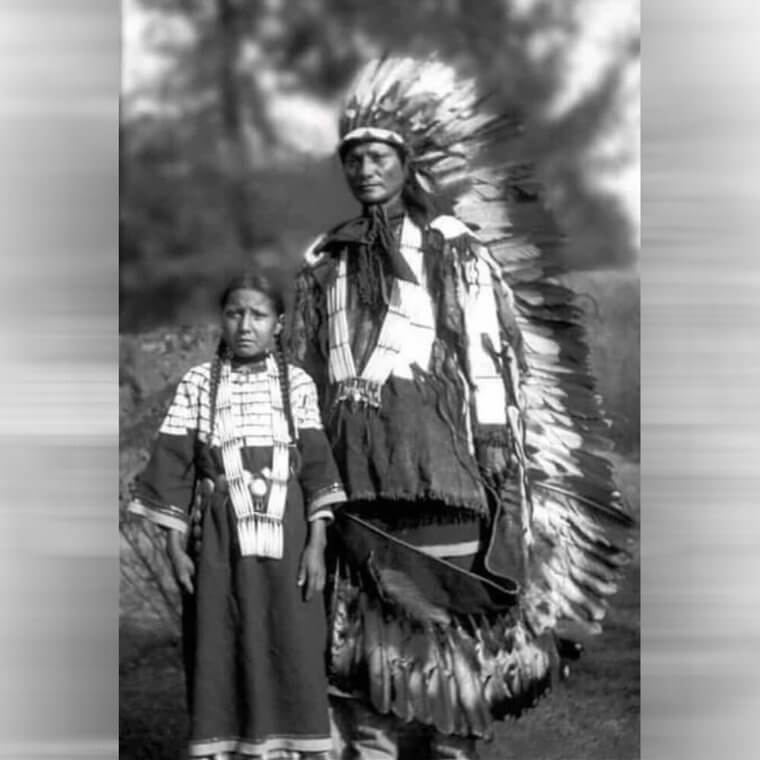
0, 1, 758, 758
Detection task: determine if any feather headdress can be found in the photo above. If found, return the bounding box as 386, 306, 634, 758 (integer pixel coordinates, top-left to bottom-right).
337, 56, 515, 199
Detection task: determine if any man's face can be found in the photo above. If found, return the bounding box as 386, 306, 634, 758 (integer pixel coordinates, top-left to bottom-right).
342, 141, 406, 206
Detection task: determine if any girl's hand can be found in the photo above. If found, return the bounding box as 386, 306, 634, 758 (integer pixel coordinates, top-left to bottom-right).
297, 518, 328, 602
166, 529, 195, 595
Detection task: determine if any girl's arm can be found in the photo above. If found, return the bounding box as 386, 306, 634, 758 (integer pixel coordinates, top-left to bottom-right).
297, 516, 329, 602
289, 368, 347, 599
128, 368, 205, 531
166, 527, 195, 595
128, 365, 207, 592
290, 370, 347, 521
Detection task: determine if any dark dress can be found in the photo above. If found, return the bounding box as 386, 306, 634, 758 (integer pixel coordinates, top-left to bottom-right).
129, 360, 346, 759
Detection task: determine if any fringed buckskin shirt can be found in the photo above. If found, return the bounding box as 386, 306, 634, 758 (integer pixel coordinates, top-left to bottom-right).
288, 211, 526, 568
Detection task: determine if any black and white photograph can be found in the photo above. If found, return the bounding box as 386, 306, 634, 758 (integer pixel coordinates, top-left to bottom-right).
118, 1, 640, 759
11, 1, 760, 759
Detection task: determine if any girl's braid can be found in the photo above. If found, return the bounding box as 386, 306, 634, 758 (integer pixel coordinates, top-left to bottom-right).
274, 332, 297, 444
207, 340, 225, 443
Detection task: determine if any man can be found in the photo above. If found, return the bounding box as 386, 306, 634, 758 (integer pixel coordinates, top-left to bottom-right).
287, 56, 632, 760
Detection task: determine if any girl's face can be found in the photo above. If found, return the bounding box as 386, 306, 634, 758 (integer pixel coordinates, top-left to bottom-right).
221, 288, 281, 359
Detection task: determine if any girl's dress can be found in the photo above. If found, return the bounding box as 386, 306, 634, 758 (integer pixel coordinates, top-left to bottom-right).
129, 357, 346, 759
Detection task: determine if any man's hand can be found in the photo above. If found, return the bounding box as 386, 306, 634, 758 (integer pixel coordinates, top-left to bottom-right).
476, 440, 511, 489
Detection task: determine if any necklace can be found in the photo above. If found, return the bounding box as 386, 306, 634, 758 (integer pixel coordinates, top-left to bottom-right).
327, 215, 427, 408
214, 353, 290, 558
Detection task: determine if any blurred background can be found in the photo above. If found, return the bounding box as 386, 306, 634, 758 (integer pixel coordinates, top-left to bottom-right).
119, 1, 640, 758
120, 0, 639, 326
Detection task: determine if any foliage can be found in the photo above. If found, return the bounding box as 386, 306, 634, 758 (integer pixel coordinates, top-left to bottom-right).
120, 325, 221, 630
121, 0, 639, 330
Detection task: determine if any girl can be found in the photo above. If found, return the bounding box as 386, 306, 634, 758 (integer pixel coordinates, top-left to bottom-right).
128, 270, 345, 760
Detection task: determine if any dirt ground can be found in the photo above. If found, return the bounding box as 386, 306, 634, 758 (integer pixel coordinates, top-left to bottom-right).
120, 458, 639, 760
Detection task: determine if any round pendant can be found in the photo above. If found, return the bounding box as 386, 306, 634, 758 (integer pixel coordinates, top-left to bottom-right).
250, 476, 268, 498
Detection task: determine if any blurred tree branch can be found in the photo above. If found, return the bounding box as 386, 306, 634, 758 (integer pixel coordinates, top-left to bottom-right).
216, 0, 256, 249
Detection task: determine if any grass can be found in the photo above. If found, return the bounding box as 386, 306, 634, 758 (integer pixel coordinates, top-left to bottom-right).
119, 622, 186, 760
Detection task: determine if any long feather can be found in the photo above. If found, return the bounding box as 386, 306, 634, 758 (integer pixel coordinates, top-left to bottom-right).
408, 627, 434, 725
448, 624, 492, 738
362, 594, 391, 714
426, 632, 456, 735
373, 566, 451, 627
385, 616, 411, 722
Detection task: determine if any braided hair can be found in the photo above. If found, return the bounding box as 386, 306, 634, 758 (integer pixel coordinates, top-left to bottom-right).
209, 269, 298, 448
207, 342, 224, 444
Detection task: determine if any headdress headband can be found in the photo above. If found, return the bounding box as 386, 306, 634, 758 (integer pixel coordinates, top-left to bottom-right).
339, 126, 406, 153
